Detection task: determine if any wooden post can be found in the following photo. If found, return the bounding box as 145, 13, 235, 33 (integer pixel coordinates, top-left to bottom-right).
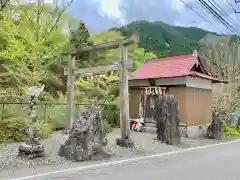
124, 47, 130, 139
119, 44, 126, 139
116, 45, 134, 147
67, 55, 75, 131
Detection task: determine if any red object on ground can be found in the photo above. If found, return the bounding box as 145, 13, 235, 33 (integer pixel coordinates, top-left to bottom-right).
129, 121, 134, 129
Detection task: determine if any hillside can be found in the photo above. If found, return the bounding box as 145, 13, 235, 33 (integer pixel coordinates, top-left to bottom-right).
113, 20, 218, 56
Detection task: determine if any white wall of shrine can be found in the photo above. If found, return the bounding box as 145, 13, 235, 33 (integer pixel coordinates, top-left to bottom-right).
129, 76, 212, 90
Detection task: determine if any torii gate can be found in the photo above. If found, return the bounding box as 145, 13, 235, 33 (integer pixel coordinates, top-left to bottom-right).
64, 35, 138, 147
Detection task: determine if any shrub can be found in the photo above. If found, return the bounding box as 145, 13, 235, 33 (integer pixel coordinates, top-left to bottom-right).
34, 121, 53, 139
46, 105, 67, 130
0, 118, 31, 143
0, 118, 52, 143
103, 120, 112, 134
102, 103, 120, 127
222, 121, 240, 138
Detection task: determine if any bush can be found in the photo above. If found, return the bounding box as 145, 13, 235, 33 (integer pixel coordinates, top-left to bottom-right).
34, 121, 53, 138
222, 121, 240, 138
0, 118, 32, 143
103, 120, 112, 134
0, 118, 52, 144
102, 103, 120, 127
46, 105, 67, 130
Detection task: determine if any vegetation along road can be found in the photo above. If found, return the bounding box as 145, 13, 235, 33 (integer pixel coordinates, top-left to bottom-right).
4, 139, 240, 180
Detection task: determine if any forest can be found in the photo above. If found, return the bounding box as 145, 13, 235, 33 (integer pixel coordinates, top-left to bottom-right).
1, 1, 240, 142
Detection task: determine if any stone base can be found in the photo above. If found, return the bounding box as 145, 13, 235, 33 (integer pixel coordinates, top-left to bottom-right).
18, 143, 45, 159
143, 122, 211, 139
58, 144, 89, 161
186, 124, 210, 138
59, 139, 113, 161
116, 138, 135, 148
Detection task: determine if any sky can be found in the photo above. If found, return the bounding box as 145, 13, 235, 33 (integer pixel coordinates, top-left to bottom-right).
67, 0, 240, 34
18, 0, 240, 34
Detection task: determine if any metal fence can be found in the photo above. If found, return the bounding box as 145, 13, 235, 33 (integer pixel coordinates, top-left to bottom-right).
0, 102, 120, 129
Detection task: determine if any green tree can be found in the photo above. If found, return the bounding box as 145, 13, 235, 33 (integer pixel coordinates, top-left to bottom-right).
0, 1, 71, 100
114, 20, 215, 56
90, 30, 157, 68
69, 19, 93, 67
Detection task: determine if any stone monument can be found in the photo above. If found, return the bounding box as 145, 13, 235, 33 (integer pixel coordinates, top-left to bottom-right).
154, 95, 181, 145
17, 85, 45, 159
18, 125, 45, 159
59, 106, 112, 161
27, 85, 45, 122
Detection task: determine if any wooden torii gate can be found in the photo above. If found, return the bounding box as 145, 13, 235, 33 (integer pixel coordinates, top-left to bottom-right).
65, 35, 138, 147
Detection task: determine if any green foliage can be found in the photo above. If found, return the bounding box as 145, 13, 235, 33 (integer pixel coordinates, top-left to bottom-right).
0, 118, 31, 143
0, 3, 69, 92
90, 30, 157, 68
75, 72, 119, 103
102, 103, 120, 127
34, 121, 52, 138
46, 105, 68, 130
103, 120, 112, 134
113, 20, 216, 56
69, 19, 92, 67
0, 118, 52, 143
222, 121, 240, 138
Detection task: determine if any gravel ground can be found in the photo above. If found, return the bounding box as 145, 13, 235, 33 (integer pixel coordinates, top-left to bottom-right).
0, 128, 221, 171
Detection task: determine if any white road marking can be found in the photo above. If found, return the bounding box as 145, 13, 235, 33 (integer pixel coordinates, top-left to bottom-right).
9, 139, 240, 180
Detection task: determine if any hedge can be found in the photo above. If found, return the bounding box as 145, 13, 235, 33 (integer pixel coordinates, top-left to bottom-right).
0, 118, 52, 143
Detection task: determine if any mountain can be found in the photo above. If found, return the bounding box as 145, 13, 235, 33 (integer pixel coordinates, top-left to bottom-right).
112, 20, 219, 56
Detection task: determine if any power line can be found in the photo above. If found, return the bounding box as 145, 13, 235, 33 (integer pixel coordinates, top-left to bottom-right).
179, 0, 239, 34
195, 0, 237, 34
212, 0, 240, 27
206, 0, 240, 34
179, 0, 213, 26
197, 0, 238, 35
199, 0, 238, 34
227, 0, 239, 13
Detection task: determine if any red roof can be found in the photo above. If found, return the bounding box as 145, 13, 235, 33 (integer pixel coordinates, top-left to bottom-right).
129, 54, 225, 82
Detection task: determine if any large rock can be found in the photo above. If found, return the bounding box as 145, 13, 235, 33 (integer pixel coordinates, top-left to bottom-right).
154, 95, 181, 145
59, 107, 112, 161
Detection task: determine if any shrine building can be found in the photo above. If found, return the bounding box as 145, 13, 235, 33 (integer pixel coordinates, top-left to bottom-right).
128, 51, 226, 137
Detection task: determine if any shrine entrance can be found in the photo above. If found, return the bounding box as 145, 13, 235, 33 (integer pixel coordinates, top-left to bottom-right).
139, 87, 166, 123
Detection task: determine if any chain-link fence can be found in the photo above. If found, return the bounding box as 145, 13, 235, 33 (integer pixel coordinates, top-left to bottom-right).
0, 102, 120, 130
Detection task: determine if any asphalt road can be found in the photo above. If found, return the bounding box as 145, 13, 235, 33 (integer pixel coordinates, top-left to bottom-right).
4, 140, 240, 180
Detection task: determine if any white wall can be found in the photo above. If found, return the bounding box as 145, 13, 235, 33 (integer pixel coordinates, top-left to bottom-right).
129, 76, 213, 90
186, 77, 212, 90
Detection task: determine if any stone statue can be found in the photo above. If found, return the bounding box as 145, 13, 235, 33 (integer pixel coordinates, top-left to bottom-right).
27, 85, 45, 122
59, 106, 112, 161
18, 125, 45, 159
154, 95, 181, 145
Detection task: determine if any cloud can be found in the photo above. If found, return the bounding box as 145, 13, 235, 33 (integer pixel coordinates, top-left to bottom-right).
70, 0, 240, 34
91, 0, 126, 25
